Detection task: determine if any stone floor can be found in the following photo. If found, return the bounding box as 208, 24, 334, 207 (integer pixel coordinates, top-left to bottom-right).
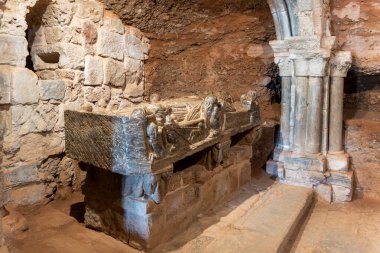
291, 197, 380, 253
4, 172, 380, 253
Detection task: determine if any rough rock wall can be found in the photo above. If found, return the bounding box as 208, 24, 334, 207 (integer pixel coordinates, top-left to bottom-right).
0, 0, 149, 206
102, 0, 279, 119
331, 0, 380, 111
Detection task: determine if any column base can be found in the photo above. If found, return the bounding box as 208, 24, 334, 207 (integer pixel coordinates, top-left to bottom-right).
266, 149, 354, 202
327, 152, 350, 171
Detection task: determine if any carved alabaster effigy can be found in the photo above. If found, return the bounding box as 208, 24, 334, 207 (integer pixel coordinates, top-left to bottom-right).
64, 91, 261, 250
65, 91, 260, 176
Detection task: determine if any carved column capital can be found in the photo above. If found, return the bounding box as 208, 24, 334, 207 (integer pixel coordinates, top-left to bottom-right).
289, 49, 330, 77
269, 40, 292, 77
330, 51, 352, 78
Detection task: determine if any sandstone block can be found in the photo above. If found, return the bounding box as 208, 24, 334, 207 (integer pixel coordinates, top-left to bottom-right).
84, 86, 111, 103
31, 45, 61, 70
10, 183, 46, 206
13, 104, 59, 135
266, 160, 281, 176
0, 12, 28, 36
44, 26, 63, 44
214, 169, 231, 202
238, 161, 252, 186
125, 34, 145, 60
284, 169, 326, 187
0, 66, 11, 104
42, 2, 74, 27
39, 80, 66, 100
326, 171, 353, 188
332, 185, 353, 202
228, 165, 239, 192
0, 35, 28, 66
11, 105, 35, 131
123, 82, 144, 102
59, 43, 85, 70
3, 164, 39, 188
315, 184, 332, 203
82, 20, 98, 45
11, 68, 39, 104
76, 0, 104, 23
327, 153, 350, 171
103, 58, 125, 87
124, 57, 143, 74
28, 26, 46, 47
18, 133, 64, 163
97, 29, 124, 61
84, 55, 104, 86
103, 13, 124, 34
284, 153, 326, 172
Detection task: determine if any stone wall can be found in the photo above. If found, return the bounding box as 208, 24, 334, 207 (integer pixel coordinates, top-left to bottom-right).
101, 0, 279, 120
331, 0, 380, 111
0, 0, 150, 206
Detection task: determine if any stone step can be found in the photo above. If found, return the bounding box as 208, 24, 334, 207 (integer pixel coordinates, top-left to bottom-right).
163, 182, 314, 253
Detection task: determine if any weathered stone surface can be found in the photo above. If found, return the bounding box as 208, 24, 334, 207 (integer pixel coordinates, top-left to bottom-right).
266, 160, 281, 176
0, 35, 28, 66
84, 86, 110, 103
0, 66, 11, 104
39, 80, 66, 100
123, 81, 144, 101
103, 58, 125, 87
332, 185, 353, 202
315, 184, 332, 203
31, 45, 61, 70
284, 169, 326, 187
97, 29, 124, 60
124, 34, 145, 60
124, 56, 143, 74
59, 43, 85, 70
327, 153, 350, 171
13, 104, 59, 135
327, 171, 353, 188
44, 26, 63, 44
284, 153, 326, 172
17, 133, 64, 164
28, 26, 46, 47
3, 164, 39, 188
9, 183, 46, 206
41, 2, 74, 27
0, 12, 28, 37
82, 20, 98, 45
11, 68, 39, 105
103, 12, 124, 34
84, 55, 104, 86
76, 0, 104, 23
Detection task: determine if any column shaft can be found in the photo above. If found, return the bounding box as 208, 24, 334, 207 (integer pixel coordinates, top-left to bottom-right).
306, 77, 323, 153
329, 77, 344, 152
321, 77, 330, 154
280, 77, 292, 149
293, 77, 308, 152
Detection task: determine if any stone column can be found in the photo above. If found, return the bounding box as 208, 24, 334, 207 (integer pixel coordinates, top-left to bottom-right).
290, 54, 309, 152
305, 56, 328, 154
329, 52, 352, 153
276, 53, 292, 150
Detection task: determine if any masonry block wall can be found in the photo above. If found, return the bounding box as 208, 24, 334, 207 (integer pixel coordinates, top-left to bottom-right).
0, 0, 150, 206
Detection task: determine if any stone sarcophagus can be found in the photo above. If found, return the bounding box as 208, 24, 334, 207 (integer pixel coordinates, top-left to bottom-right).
65, 91, 261, 250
